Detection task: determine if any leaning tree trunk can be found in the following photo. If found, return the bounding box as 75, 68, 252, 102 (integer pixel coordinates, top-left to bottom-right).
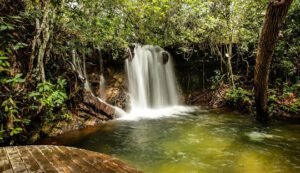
69, 48, 115, 119
254, 0, 293, 123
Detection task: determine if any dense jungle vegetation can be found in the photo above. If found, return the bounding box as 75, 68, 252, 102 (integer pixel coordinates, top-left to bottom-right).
0, 0, 299, 145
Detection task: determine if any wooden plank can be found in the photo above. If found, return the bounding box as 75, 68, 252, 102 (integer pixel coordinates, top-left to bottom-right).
5, 147, 28, 173
61, 146, 115, 173
14, 147, 30, 173
46, 145, 85, 173
39, 145, 72, 173
27, 146, 58, 173
0, 147, 13, 173
79, 148, 142, 173
1, 145, 142, 173
66, 147, 116, 173
55, 146, 99, 173
18, 146, 44, 173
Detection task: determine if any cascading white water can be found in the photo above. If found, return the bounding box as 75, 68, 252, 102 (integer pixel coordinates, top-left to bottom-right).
126, 45, 179, 109
119, 44, 197, 120
98, 74, 106, 100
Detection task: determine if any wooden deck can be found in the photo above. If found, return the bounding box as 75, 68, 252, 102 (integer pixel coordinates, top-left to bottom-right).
0, 145, 142, 173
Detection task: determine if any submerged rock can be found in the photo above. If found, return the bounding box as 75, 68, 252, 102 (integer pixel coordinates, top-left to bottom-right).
246, 131, 277, 142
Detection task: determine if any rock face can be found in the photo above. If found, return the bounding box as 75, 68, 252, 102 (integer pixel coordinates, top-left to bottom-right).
42, 66, 119, 139
0, 145, 143, 173
105, 70, 129, 110
36, 53, 130, 142
44, 116, 102, 138
47, 64, 126, 138
44, 90, 116, 138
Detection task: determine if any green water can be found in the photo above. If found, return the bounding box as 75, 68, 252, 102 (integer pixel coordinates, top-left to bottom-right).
44, 109, 300, 173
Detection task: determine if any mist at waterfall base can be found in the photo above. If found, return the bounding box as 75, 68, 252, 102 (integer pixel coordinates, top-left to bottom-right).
118, 45, 195, 120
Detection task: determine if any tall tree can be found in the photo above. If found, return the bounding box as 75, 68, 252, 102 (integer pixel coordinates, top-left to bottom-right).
254, 0, 293, 123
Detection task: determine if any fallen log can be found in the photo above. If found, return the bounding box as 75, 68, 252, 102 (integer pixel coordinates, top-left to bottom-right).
76, 103, 109, 120
67, 59, 116, 121
82, 90, 115, 119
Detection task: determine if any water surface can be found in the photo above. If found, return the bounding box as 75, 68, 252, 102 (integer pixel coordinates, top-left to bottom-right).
43, 108, 300, 173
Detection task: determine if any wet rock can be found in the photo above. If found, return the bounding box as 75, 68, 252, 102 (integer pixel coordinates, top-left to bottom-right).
105, 71, 128, 110
118, 77, 123, 83
84, 119, 98, 126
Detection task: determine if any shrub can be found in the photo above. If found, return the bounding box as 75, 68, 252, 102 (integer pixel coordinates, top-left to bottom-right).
225, 87, 254, 112
28, 78, 69, 124
269, 82, 300, 115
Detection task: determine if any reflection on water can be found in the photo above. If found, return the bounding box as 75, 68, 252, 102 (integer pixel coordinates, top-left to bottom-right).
41, 109, 300, 173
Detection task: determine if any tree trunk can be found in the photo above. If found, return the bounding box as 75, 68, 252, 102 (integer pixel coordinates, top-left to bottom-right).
28, 18, 40, 74
202, 59, 205, 90
37, 19, 49, 82
254, 0, 293, 123
228, 33, 235, 88
28, 2, 51, 82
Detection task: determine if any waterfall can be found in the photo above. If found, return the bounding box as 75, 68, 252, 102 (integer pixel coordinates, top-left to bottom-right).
99, 74, 106, 99
98, 48, 106, 100
126, 45, 179, 110
82, 54, 91, 91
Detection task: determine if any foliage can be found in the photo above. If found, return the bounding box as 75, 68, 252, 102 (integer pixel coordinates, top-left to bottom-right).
269, 83, 300, 114
0, 129, 4, 143
28, 79, 69, 123
1, 73, 25, 87
224, 83, 300, 115
224, 87, 253, 112
0, 15, 28, 55
1, 97, 18, 121
0, 76, 70, 144
9, 127, 23, 137
272, 0, 300, 83
42, 0, 267, 58
210, 70, 226, 89
0, 52, 9, 72
0, 74, 25, 144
